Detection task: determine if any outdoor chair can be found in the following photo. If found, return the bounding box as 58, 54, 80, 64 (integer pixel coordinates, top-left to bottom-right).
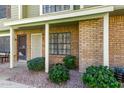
0, 52, 10, 63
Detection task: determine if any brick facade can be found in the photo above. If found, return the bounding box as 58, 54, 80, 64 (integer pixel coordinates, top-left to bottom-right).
15, 23, 79, 66
79, 18, 103, 72
109, 16, 124, 67
79, 16, 124, 72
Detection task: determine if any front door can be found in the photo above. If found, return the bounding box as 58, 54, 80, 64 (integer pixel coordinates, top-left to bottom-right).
17, 35, 27, 61
31, 33, 42, 59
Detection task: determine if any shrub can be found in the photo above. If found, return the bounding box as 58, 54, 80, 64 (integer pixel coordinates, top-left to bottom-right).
49, 63, 69, 84
63, 55, 76, 69
27, 57, 45, 71
82, 65, 121, 88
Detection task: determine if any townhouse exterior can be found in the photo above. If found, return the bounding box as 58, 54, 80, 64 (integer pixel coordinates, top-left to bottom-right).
0, 5, 124, 72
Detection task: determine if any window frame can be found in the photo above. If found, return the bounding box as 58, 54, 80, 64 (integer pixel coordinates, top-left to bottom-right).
49, 32, 71, 55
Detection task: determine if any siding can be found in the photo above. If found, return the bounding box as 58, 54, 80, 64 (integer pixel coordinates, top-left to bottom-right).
11, 5, 18, 20
0, 5, 18, 30
27, 5, 39, 18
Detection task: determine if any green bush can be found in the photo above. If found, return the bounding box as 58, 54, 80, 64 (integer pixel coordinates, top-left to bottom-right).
49, 63, 69, 84
27, 57, 45, 71
63, 55, 76, 69
82, 65, 121, 88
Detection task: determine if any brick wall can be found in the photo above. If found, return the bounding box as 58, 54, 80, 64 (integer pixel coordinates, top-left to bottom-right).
109, 16, 124, 67
79, 18, 103, 72
15, 23, 79, 66
42, 23, 79, 65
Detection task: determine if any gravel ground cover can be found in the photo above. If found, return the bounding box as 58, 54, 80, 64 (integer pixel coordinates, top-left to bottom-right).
0, 63, 84, 88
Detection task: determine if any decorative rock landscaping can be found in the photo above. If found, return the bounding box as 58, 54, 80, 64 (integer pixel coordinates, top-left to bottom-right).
0, 63, 84, 88
8, 69, 83, 88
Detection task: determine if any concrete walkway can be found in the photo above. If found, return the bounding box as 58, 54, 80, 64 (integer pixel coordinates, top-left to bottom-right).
0, 63, 32, 88
0, 80, 31, 88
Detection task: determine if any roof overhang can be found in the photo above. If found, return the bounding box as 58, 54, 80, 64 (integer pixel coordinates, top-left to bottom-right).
4, 5, 114, 27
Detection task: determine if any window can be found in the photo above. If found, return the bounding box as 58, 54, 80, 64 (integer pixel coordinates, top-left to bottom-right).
74, 5, 80, 10
49, 33, 71, 55
43, 5, 49, 14
43, 5, 70, 14
0, 36, 10, 53
0, 5, 11, 19
50, 5, 56, 12
64, 5, 70, 10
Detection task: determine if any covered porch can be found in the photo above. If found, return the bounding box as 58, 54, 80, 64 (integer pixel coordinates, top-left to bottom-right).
11, 22, 79, 71
4, 6, 114, 72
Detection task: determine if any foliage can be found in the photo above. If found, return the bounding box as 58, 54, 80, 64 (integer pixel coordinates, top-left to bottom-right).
82, 65, 121, 88
27, 57, 45, 71
63, 55, 76, 69
49, 63, 69, 84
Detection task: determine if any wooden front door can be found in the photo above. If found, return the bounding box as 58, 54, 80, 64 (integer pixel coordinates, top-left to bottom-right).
17, 35, 27, 61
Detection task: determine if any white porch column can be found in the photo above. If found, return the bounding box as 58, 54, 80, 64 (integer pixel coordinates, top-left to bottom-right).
45, 23, 49, 73
10, 27, 15, 68
103, 13, 109, 67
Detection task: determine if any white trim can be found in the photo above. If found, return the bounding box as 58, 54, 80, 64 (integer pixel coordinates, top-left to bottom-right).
45, 23, 49, 73
80, 5, 84, 9
4, 6, 114, 26
18, 5, 23, 19
70, 5, 74, 10
0, 34, 10, 37
103, 13, 109, 67
31, 33, 42, 59
40, 5, 43, 15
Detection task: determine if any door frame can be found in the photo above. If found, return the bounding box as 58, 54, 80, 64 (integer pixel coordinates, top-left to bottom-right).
17, 34, 27, 62
31, 33, 42, 59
